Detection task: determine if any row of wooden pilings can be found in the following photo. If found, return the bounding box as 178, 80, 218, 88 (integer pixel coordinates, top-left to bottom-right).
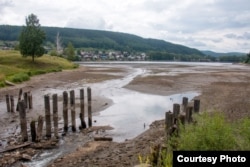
5, 89, 33, 113
165, 97, 200, 136
16, 87, 93, 142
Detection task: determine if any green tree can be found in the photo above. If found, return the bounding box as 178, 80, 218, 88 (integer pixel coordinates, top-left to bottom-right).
19, 13, 46, 62
65, 42, 76, 61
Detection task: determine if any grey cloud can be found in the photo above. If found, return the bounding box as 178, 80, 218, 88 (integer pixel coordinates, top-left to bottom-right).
241, 32, 250, 39
225, 32, 250, 39
0, 0, 13, 13
224, 33, 238, 39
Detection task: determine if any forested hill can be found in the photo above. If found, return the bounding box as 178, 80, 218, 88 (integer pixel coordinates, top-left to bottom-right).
0, 25, 204, 55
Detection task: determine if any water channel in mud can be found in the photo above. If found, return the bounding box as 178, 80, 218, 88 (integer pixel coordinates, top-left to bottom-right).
20, 63, 201, 167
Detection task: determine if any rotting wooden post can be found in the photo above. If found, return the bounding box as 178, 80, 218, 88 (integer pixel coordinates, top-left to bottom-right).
178, 113, 186, 125
165, 110, 173, 130
182, 97, 188, 113
63, 91, 68, 132
186, 106, 193, 123
36, 116, 44, 142
6, 94, 10, 112
194, 99, 200, 113
16, 88, 23, 111
24, 92, 28, 109
80, 89, 86, 129
18, 100, 28, 142
52, 94, 58, 138
70, 90, 76, 132
44, 95, 51, 138
87, 87, 92, 127
173, 103, 180, 119
30, 120, 36, 142
28, 92, 33, 109
10, 95, 14, 113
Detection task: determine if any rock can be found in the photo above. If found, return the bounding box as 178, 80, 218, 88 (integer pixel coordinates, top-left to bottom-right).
21, 154, 32, 161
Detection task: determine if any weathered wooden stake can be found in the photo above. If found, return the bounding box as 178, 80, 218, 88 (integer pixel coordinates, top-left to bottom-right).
10, 95, 14, 113
63, 91, 68, 132
173, 103, 180, 118
186, 106, 193, 123
52, 94, 58, 138
87, 87, 92, 127
182, 97, 188, 113
44, 95, 51, 138
24, 92, 28, 109
80, 89, 86, 129
178, 113, 186, 125
70, 90, 76, 132
36, 116, 44, 142
18, 100, 28, 142
194, 99, 200, 113
165, 111, 173, 129
6, 94, 10, 112
16, 88, 23, 111
30, 120, 36, 142
28, 92, 33, 109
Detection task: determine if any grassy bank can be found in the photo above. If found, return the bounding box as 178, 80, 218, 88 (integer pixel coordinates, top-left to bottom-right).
0, 50, 78, 87
143, 112, 250, 167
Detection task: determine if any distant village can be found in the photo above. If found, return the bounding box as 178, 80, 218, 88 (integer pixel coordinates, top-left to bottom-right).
77, 50, 148, 61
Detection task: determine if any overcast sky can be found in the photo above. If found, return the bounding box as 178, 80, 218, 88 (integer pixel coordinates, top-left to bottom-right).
0, 0, 250, 53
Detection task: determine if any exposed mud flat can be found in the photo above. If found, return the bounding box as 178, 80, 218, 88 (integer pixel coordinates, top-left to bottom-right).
1, 62, 250, 167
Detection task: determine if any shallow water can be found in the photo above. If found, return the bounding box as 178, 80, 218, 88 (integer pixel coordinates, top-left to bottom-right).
93, 91, 199, 142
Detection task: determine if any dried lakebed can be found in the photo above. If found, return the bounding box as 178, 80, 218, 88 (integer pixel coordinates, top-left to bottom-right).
1, 62, 249, 166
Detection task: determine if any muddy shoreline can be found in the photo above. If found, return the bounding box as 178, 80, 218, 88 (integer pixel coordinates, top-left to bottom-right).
1, 62, 250, 167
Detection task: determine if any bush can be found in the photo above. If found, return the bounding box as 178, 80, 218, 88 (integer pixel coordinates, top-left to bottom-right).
236, 117, 250, 149
175, 112, 237, 150
9, 72, 30, 83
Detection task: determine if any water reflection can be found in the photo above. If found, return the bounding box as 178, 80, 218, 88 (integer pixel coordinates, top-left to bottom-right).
93, 91, 199, 142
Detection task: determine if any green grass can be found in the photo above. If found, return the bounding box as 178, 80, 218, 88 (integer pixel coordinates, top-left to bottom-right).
0, 50, 78, 86
141, 111, 250, 167
174, 112, 237, 150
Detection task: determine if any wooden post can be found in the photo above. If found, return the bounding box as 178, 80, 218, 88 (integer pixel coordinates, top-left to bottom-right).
194, 99, 200, 113
186, 106, 193, 123
16, 88, 23, 111
30, 120, 36, 142
52, 94, 58, 138
28, 92, 33, 109
87, 87, 92, 127
165, 111, 173, 129
182, 97, 188, 113
63, 91, 68, 132
173, 103, 180, 118
178, 113, 186, 125
6, 94, 10, 112
24, 92, 28, 109
44, 95, 51, 138
36, 116, 44, 142
18, 100, 28, 142
10, 95, 14, 113
70, 90, 76, 132
80, 89, 86, 129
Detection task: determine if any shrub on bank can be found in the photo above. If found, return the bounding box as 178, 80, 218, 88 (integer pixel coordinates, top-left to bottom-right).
142, 112, 250, 167
9, 72, 30, 83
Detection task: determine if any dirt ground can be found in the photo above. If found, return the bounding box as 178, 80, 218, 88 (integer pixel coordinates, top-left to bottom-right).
0, 62, 250, 167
